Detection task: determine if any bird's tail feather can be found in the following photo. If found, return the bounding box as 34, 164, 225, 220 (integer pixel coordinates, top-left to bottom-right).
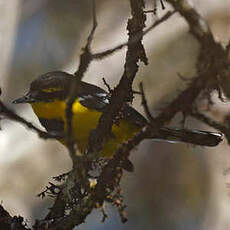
151, 128, 223, 147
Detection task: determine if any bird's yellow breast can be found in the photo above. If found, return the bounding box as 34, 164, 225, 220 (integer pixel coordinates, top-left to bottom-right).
31, 100, 140, 157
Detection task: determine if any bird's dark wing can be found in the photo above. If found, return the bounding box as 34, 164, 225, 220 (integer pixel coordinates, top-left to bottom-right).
77, 81, 110, 111
78, 81, 147, 127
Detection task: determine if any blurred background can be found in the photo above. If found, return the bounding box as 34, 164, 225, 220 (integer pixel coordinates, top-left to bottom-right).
0, 0, 230, 229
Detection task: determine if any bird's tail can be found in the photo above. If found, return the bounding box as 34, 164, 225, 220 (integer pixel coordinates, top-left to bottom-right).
151, 128, 223, 147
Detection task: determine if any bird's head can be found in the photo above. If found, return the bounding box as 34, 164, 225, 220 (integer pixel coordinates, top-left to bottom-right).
13, 71, 74, 104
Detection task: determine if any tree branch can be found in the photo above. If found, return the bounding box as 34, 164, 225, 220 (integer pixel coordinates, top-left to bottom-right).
87, 0, 147, 155
0, 101, 63, 139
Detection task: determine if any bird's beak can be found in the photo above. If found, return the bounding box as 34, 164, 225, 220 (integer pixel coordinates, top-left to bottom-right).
12, 92, 36, 104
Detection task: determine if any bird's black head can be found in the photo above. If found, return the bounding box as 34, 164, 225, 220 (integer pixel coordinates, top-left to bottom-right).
13, 71, 74, 104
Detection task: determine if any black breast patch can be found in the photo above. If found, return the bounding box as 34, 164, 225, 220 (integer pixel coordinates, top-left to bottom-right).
39, 118, 64, 134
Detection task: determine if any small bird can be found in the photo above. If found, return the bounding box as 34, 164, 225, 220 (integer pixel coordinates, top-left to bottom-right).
13, 71, 223, 169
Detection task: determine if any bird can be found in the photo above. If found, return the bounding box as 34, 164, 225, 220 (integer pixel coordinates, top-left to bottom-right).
13, 71, 223, 170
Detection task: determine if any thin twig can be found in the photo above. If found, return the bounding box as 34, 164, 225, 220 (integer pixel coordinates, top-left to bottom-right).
160, 0, 165, 10
102, 78, 112, 93
92, 10, 175, 59
166, 0, 212, 42
139, 82, 154, 122
66, 0, 97, 160
0, 101, 62, 139
85, 0, 97, 51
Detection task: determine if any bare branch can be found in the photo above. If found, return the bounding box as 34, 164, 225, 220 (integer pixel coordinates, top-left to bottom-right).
87, 0, 147, 155
166, 0, 213, 42
139, 82, 154, 122
66, 0, 97, 160
0, 101, 62, 139
152, 0, 229, 127
92, 11, 175, 60
85, 0, 97, 51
